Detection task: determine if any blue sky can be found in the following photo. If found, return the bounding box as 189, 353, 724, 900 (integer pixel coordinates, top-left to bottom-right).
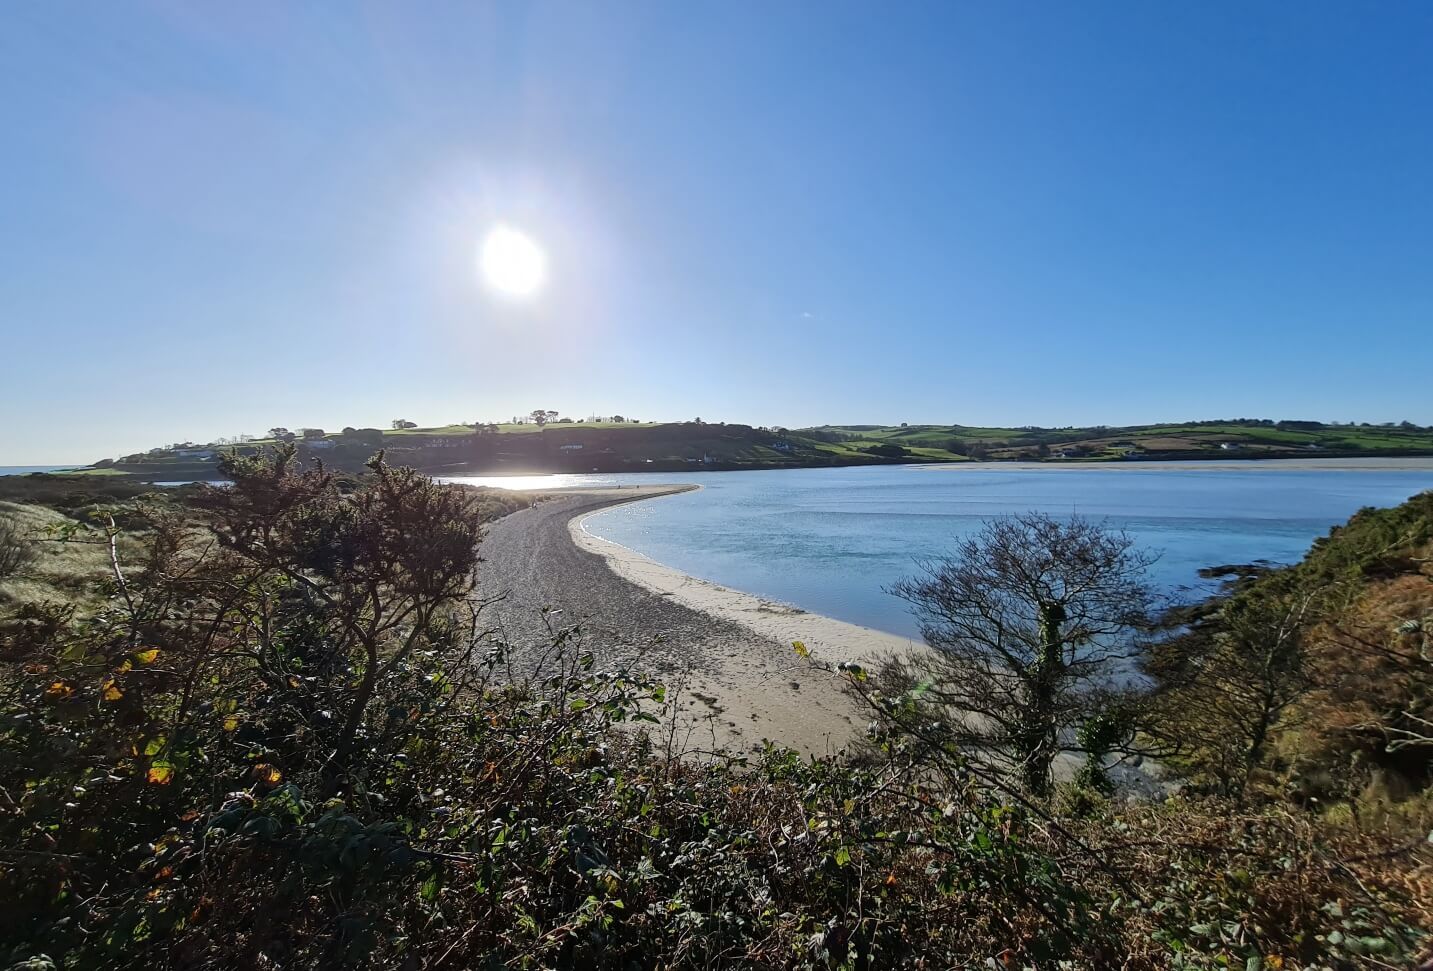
3, 2, 1431, 463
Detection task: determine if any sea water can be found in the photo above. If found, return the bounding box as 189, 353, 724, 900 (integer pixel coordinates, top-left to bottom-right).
445, 462, 1433, 638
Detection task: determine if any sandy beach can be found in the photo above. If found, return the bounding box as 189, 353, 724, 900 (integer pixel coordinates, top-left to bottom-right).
568, 497, 916, 667
475, 485, 922, 753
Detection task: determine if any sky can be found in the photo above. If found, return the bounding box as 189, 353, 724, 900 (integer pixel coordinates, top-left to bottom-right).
3, 2, 1432, 463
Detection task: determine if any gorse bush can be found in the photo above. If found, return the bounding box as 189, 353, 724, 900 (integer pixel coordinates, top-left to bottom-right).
0, 453, 1427, 969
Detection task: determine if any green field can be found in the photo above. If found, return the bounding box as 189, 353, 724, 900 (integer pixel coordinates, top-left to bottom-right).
49, 467, 133, 477
799, 421, 1433, 461
80, 417, 1433, 480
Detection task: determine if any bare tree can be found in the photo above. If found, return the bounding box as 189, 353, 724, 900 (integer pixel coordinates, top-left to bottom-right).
0, 512, 38, 581
883, 513, 1157, 796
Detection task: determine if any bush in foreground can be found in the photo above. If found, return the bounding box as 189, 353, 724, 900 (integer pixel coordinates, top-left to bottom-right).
0, 453, 1427, 969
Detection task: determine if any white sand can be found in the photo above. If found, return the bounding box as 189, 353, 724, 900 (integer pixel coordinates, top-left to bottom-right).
559, 490, 932, 754
570, 502, 920, 669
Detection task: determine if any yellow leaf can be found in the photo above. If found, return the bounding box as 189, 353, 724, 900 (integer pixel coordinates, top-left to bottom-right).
252, 763, 282, 786
134, 648, 160, 665
44, 681, 75, 701
222, 716, 239, 733
146, 764, 173, 785
100, 679, 123, 702
792, 641, 809, 659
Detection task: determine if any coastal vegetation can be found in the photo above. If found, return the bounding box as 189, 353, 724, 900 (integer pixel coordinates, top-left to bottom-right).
38, 416, 1433, 482
0, 451, 1428, 968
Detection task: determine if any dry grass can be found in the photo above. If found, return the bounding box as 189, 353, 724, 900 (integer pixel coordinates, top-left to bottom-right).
0, 501, 143, 615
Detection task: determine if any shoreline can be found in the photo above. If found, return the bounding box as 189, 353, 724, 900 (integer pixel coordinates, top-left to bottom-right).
569, 496, 919, 667
31, 453, 1433, 484
474, 485, 914, 754
917, 455, 1433, 473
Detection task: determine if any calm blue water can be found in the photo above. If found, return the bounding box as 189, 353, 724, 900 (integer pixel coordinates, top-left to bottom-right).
0, 465, 78, 476
451, 463, 1433, 638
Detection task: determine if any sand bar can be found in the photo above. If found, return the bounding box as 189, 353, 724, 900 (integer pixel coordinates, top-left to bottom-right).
570, 494, 916, 667
474, 485, 921, 754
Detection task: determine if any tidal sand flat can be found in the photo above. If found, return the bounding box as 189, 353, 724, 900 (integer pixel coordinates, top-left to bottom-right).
475, 485, 904, 753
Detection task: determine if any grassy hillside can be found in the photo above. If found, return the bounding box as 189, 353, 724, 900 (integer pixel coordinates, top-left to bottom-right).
95, 421, 932, 479
803, 419, 1433, 461
47, 417, 1433, 481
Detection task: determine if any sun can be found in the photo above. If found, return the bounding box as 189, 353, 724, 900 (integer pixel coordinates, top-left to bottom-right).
479, 225, 546, 298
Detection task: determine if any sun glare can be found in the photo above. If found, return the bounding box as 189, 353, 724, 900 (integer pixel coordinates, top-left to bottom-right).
479, 225, 546, 298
